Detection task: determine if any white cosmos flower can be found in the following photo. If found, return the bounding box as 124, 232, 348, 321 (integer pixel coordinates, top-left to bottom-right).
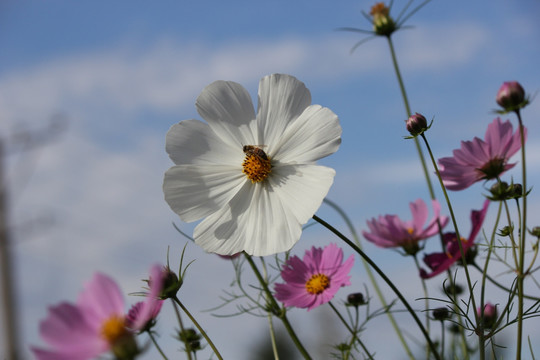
163, 74, 341, 256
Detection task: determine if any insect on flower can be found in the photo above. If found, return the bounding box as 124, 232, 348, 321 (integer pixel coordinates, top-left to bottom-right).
242, 145, 269, 161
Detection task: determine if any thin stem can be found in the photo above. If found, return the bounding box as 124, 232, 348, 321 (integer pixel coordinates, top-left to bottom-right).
419, 134, 479, 321
266, 314, 279, 360
148, 331, 169, 360
173, 297, 224, 360
323, 199, 415, 359
328, 302, 373, 360
440, 321, 445, 360
414, 255, 431, 360
386, 35, 435, 200
261, 257, 280, 360
243, 254, 313, 360
516, 109, 527, 360
313, 214, 441, 360
171, 299, 193, 360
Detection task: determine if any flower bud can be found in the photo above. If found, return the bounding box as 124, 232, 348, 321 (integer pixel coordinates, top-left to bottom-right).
432, 307, 451, 321
346, 292, 366, 307
496, 81, 525, 111
370, 2, 396, 36
478, 302, 498, 330
110, 332, 140, 360
160, 267, 182, 300
177, 328, 202, 353
487, 181, 511, 201
497, 225, 513, 237
444, 282, 464, 296
405, 113, 429, 137
509, 183, 523, 199
529, 226, 540, 238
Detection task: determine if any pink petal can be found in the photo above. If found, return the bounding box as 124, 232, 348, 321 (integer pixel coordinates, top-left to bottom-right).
77, 273, 125, 330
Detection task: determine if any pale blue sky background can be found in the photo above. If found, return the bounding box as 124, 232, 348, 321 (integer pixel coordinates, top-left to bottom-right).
1, 0, 540, 359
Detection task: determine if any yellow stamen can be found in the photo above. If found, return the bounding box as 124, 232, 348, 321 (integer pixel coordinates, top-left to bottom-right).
305, 274, 330, 295
242, 151, 272, 183
407, 228, 414, 235
101, 315, 128, 345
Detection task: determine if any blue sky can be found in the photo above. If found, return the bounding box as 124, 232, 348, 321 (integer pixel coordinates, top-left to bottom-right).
1, 0, 540, 359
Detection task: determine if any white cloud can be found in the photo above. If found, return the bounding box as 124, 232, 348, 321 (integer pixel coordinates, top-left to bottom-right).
0, 21, 493, 131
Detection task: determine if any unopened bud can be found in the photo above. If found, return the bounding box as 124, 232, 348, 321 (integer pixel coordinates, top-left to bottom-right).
432, 307, 451, 321
405, 113, 429, 137
478, 303, 498, 330
346, 292, 366, 307
496, 81, 526, 111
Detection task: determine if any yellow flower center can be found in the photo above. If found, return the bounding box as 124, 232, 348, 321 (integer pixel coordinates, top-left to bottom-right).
101, 315, 128, 345
407, 227, 414, 235
305, 273, 330, 295
242, 145, 272, 183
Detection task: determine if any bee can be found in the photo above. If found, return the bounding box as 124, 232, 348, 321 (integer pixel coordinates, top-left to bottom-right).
243, 145, 269, 161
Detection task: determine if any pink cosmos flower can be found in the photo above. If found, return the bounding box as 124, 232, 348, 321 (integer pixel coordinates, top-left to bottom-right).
32, 273, 132, 360
438, 118, 525, 191
126, 264, 166, 332
362, 199, 449, 255
274, 243, 354, 311
420, 199, 490, 279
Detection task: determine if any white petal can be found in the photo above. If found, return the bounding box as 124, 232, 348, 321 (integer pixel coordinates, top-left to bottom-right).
166, 120, 243, 166
272, 105, 341, 163
163, 164, 246, 223
270, 164, 336, 224
256, 74, 312, 150
193, 163, 335, 256
194, 181, 302, 256
196, 80, 257, 148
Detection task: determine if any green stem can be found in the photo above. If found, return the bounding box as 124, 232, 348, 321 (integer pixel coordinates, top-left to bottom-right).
313, 214, 441, 360
148, 331, 169, 360
243, 254, 313, 360
171, 299, 193, 360
440, 321, 445, 360
323, 199, 415, 359
413, 255, 431, 360
173, 297, 224, 360
386, 35, 435, 199
419, 134, 479, 320
516, 109, 527, 360
328, 302, 373, 360
261, 257, 280, 360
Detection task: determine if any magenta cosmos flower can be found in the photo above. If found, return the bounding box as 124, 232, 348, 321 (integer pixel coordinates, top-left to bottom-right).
438, 118, 525, 191
420, 199, 490, 279
32, 273, 133, 360
126, 264, 166, 332
274, 243, 354, 311
362, 199, 449, 255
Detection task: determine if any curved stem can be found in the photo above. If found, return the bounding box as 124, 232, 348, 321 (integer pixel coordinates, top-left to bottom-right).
148, 331, 169, 360
243, 254, 313, 360
313, 214, 441, 360
323, 198, 415, 358
173, 297, 223, 360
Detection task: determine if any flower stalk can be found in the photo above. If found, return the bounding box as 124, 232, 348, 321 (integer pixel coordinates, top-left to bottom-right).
313, 214, 441, 360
